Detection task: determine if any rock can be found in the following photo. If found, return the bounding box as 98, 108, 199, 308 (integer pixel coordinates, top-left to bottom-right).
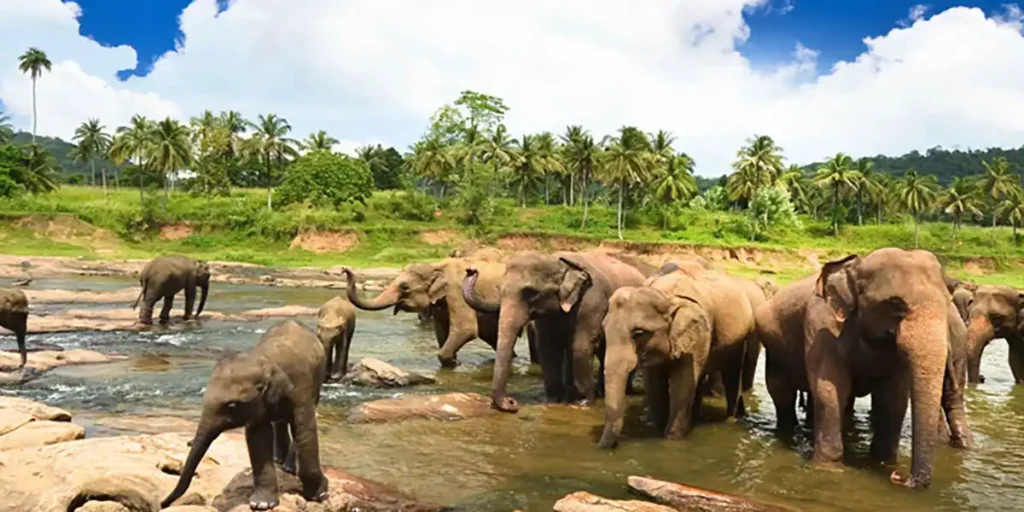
553, 491, 676, 512
348, 392, 495, 424
0, 349, 126, 375
627, 476, 795, 512
23, 288, 142, 304
0, 431, 447, 512
239, 305, 319, 318
342, 358, 436, 388
0, 396, 73, 421
0, 420, 85, 450
76, 502, 132, 512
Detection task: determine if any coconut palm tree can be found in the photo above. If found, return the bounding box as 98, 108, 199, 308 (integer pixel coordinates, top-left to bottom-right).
851, 158, 883, 226
814, 153, 861, 236
895, 168, 939, 247
977, 157, 1018, 227
599, 127, 652, 240
18, 48, 52, 143
940, 177, 983, 248
561, 126, 599, 227
510, 134, 540, 207
300, 130, 339, 153
482, 124, 517, 171
408, 134, 456, 197
148, 118, 192, 210
532, 132, 564, 204
16, 144, 58, 194
0, 110, 12, 144
110, 115, 154, 204
732, 134, 785, 198
72, 119, 112, 199
247, 114, 297, 210
219, 110, 248, 158
996, 187, 1024, 242
650, 153, 698, 228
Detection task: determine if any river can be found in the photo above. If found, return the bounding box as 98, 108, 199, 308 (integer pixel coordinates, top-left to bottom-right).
3, 276, 1023, 511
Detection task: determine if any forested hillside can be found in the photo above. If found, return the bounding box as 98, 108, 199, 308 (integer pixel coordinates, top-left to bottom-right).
804, 146, 1024, 185
10, 131, 120, 183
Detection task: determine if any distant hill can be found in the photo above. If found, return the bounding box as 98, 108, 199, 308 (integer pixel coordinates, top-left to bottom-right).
10, 131, 122, 182
801, 145, 1024, 185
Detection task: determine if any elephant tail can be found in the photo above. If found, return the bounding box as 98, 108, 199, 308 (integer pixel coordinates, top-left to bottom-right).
131, 281, 145, 310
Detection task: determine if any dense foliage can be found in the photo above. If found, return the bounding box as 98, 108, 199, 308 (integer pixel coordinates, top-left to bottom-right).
277, 150, 375, 209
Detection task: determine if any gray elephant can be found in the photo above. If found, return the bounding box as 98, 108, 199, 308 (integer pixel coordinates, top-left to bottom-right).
0, 289, 28, 368
462, 250, 646, 412
963, 284, 1024, 384
598, 265, 765, 448
161, 320, 328, 510
754, 248, 972, 489
317, 296, 357, 382
132, 254, 210, 325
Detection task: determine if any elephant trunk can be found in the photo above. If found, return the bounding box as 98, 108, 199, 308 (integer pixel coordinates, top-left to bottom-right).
490, 297, 529, 411
965, 314, 994, 384
461, 270, 499, 314
597, 337, 638, 449
196, 281, 209, 317
892, 305, 948, 489
160, 424, 220, 508
345, 271, 400, 311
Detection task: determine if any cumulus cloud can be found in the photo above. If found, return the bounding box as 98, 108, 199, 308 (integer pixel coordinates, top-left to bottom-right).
2, 0, 1024, 177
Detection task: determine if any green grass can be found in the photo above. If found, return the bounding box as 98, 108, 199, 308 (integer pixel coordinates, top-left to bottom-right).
2, 187, 1024, 283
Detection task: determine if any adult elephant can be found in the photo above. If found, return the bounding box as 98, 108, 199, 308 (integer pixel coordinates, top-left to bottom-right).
316, 296, 357, 382
132, 254, 210, 325
963, 284, 1024, 384
755, 248, 972, 489
462, 250, 646, 412
597, 265, 765, 448
343, 252, 539, 367
161, 320, 328, 510
0, 288, 28, 368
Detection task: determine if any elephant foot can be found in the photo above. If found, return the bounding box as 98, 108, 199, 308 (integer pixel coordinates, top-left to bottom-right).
811, 460, 845, 473
280, 459, 297, 475
437, 355, 459, 368
248, 489, 280, 510
890, 471, 930, 489
596, 436, 618, 449
301, 472, 329, 502
492, 395, 520, 413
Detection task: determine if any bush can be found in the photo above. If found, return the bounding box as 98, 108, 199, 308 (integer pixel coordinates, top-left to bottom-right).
277, 151, 374, 209
701, 186, 729, 211
454, 163, 504, 227
376, 189, 437, 222
740, 185, 801, 241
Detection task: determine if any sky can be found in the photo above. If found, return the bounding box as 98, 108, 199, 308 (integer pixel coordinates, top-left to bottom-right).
0, 0, 1023, 177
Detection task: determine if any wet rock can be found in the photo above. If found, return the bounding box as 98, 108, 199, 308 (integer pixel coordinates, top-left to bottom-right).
23, 287, 141, 304
78, 412, 198, 436
627, 476, 795, 512
238, 305, 319, 318
553, 491, 676, 512
0, 431, 447, 512
0, 349, 127, 377
347, 392, 495, 424
342, 358, 436, 388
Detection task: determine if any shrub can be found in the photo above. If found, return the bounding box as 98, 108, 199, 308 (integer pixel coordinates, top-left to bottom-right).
277, 151, 375, 209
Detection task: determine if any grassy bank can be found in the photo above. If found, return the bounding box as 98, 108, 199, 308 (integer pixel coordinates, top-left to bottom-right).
1, 186, 1023, 285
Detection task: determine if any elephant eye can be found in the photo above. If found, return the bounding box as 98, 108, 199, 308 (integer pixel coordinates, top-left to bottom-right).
521, 287, 539, 301
224, 400, 241, 411
631, 328, 650, 340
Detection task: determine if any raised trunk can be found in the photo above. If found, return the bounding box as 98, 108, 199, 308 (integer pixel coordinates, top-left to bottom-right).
461, 270, 500, 313
597, 339, 638, 449
345, 273, 401, 311
490, 297, 530, 409
965, 314, 994, 383
196, 282, 209, 317
160, 427, 219, 508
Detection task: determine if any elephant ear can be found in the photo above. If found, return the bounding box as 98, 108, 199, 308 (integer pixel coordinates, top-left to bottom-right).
815, 254, 860, 324
558, 257, 592, 313
666, 295, 708, 360
257, 358, 294, 406
426, 267, 448, 304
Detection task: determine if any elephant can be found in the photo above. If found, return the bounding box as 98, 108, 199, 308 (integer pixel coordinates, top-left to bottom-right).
597, 265, 765, 448
754, 248, 972, 489
316, 296, 357, 382
462, 249, 647, 412
161, 320, 328, 510
132, 254, 210, 325
0, 288, 28, 368
963, 284, 1024, 384
343, 253, 540, 368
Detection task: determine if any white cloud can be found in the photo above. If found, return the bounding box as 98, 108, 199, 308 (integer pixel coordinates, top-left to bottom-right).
2, 0, 1024, 177
903, 4, 932, 26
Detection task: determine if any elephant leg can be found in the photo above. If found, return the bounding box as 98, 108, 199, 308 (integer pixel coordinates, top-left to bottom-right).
942, 351, 973, 449
291, 402, 328, 502
723, 361, 745, 418
431, 307, 450, 350
159, 294, 174, 324
568, 314, 603, 406
766, 360, 797, 434
536, 326, 567, 403
643, 365, 670, 432
742, 340, 761, 392
437, 329, 475, 368
869, 372, 910, 464
703, 372, 725, 397
527, 323, 540, 364
273, 421, 293, 467
809, 361, 851, 467
323, 340, 335, 382
139, 292, 160, 325
3, 312, 28, 368
665, 357, 701, 439
183, 285, 196, 321
1009, 342, 1024, 385
595, 342, 606, 399
245, 421, 280, 510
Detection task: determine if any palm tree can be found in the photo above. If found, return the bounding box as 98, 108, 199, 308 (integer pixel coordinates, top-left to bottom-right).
247, 114, 297, 210
851, 158, 883, 226
561, 126, 599, 227
109, 115, 154, 204
219, 110, 248, 158
895, 168, 939, 247
977, 157, 1018, 231
778, 165, 811, 213
731, 134, 785, 201
16, 144, 58, 193
814, 153, 862, 236
650, 153, 698, 228
300, 130, 339, 153
18, 48, 52, 143
0, 110, 12, 144
995, 187, 1024, 242
940, 177, 983, 248
510, 134, 540, 207
532, 132, 564, 204
72, 119, 112, 199
148, 118, 192, 209
482, 124, 517, 171
599, 127, 652, 239
409, 134, 456, 197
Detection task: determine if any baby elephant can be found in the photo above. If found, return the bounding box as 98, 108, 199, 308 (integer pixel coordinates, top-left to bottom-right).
317, 296, 357, 381
133, 254, 210, 325
161, 320, 329, 510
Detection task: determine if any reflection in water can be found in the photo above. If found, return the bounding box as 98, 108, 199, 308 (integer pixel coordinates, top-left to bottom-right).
2, 277, 1023, 511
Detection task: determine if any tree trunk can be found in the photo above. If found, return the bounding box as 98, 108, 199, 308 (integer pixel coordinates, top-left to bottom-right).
832, 186, 839, 237
569, 172, 575, 206
31, 77, 37, 144
877, 204, 882, 225
163, 172, 169, 211
97, 159, 107, 200
617, 183, 625, 240
265, 155, 273, 210
137, 154, 144, 205
856, 190, 863, 226
114, 167, 119, 190
544, 176, 550, 204
580, 166, 590, 229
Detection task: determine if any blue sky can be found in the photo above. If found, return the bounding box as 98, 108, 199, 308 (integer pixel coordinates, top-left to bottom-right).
69, 0, 1010, 80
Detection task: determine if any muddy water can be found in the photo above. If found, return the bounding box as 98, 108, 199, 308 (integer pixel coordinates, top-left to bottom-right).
3, 276, 1024, 511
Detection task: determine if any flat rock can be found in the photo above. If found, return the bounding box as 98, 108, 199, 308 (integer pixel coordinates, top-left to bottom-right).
237, 305, 319, 318
553, 491, 676, 512
0, 349, 127, 374
0, 395, 73, 421
0, 431, 446, 512
0, 420, 85, 450
347, 392, 495, 424
23, 288, 141, 304
342, 358, 436, 388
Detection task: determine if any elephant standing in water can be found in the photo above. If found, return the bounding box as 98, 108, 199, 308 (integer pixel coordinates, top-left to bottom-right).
754, 248, 972, 489
963, 284, 1024, 384
598, 264, 766, 448
344, 250, 539, 367
316, 296, 357, 382
0, 288, 28, 368
161, 320, 328, 510
132, 254, 210, 325
462, 250, 646, 412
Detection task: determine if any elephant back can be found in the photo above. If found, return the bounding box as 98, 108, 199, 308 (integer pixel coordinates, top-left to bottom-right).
318, 296, 355, 329
0, 289, 28, 313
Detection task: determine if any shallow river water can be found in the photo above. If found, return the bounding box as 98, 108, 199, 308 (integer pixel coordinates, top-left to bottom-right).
3, 276, 1024, 511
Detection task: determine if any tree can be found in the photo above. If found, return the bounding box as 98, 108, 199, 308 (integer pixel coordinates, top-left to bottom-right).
300, 130, 339, 153
109, 115, 154, 204
356, 145, 406, 190
408, 134, 456, 197
940, 177, 983, 248
18, 48, 52, 143
977, 157, 1018, 230
532, 132, 564, 204
0, 110, 12, 144
814, 153, 861, 236
148, 118, 192, 210
561, 126, 599, 228
895, 168, 939, 247
9, 144, 59, 194
72, 119, 112, 199
277, 151, 374, 209
650, 153, 698, 229
730, 134, 784, 204
510, 134, 540, 207
599, 127, 652, 240
247, 114, 297, 210
852, 158, 882, 225
995, 188, 1024, 242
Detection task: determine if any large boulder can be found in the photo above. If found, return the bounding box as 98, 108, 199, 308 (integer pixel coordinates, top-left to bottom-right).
0, 397, 84, 451
347, 392, 495, 424
0, 431, 448, 512
341, 358, 436, 388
